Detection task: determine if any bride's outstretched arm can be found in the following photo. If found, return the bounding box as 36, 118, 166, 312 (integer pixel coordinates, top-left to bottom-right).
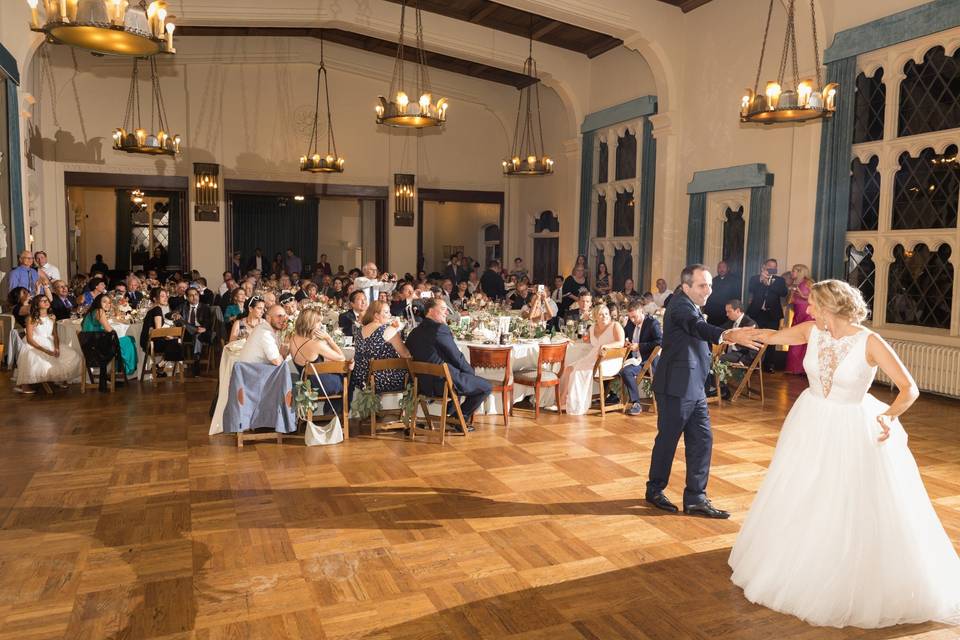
867, 334, 919, 425
742, 321, 815, 346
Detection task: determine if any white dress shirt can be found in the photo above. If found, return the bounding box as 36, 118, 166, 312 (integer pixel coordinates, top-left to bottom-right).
41, 263, 61, 281
238, 323, 281, 364
653, 291, 671, 307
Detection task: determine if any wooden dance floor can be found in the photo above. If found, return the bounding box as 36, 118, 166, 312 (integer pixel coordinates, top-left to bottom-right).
1, 372, 958, 640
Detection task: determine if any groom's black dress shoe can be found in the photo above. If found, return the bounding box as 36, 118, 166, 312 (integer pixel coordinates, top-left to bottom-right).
683, 499, 730, 519
645, 492, 679, 513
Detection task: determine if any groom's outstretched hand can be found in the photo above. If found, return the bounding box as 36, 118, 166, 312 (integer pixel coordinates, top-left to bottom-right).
723, 327, 766, 350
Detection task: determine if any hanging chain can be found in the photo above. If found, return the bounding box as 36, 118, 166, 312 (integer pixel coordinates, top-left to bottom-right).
752, 0, 775, 94
322, 36, 338, 156
789, 0, 800, 90
776, 0, 794, 85
810, 0, 823, 88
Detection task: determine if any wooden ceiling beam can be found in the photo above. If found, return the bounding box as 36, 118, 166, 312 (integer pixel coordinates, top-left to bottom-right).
468, 4, 500, 23
531, 20, 561, 40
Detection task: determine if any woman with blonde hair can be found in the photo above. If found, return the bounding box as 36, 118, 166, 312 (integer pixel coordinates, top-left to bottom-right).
288, 307, 346, 416
729, 279, 960, 628
557, 303, 625, 415
785, 263, 814, 374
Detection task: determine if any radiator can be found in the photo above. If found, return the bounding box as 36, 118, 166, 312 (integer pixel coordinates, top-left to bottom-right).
875, 339, 960, 399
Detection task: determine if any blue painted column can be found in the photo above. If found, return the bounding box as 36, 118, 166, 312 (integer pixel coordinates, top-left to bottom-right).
638, 117, 656, 289
686, 192, 706, 265
5, 76, 24, 255
577, 129, 595, 257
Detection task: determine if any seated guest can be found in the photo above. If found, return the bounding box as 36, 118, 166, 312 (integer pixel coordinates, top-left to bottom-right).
480, 259, 506, 301
607, 303, 621, 324
218, 271, 234, 296
510, 257, 528, 282
228, 296, 266, 343
299, 282, 320, 304
50, 280, 75, 320
652, 278, 671, 307
338, 290, 368, 338
82, 277, 107, 306
522, 285, 557, 324
223, 287, 248, 325
238, 304, 289, 365
466, 270, 481, 295
451, 280, 471, 308
641, 292, 659, 315
352, 300, 412, 397
168, 280, 189, 311
14, 295, 80, 394
8, 287, 31, 328
82, 294, 138, 385
140, 287, 181, 371
719, 299, 758, 366
125, 275, 145, 308
622, 278, 641, 301
390, 282, 423, 326
326, 277, 346, 301
620, 300, 664, 416
405, 297, 492, 426
168, 287, 213, 375
288, 307, 346, 416
558, 305, 625, 415
279, 292, 298, 317
195, 277, 215, 305
261, 290, 277, 309
508, 280, 530, 311
595, 262, 611, 297
564, 290, 593, 325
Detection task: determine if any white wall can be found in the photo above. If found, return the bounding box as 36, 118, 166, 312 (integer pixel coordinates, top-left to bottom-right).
422, 201, 500, 274
67, 186, 115, 273
317, 197, 362, 271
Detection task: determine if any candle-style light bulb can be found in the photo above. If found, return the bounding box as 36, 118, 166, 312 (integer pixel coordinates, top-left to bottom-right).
419, 93, 431, 109
165, 21, 176, 52
396, 92, 409, 108
765, 81, 781, 109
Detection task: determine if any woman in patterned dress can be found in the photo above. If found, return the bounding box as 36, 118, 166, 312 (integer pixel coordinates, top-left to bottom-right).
351, 300, 411, 397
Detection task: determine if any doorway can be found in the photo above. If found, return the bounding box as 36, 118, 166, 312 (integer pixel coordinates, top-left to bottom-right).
417, 189, 504, 276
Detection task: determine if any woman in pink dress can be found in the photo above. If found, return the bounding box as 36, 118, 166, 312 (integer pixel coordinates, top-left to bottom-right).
785, 264, 813, 374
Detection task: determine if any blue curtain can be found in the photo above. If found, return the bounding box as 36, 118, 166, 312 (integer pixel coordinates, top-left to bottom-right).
812, 57, 857, 280
6, 77, 23, 255
746, 185, 772, 278
638, 117, 656, 289
577, 130, 595, 257
686, 192, 706, 265
232, 195, 318, 270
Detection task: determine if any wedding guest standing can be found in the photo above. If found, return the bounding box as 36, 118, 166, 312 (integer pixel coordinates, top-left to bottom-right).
784, 263, 813, 374
747, 258, 789, 373
284, 249, 303, 278
594, 262, 611, 297
480, 260, 506, 301
15, 295, 80, 394
8, 250, 39, 293
561, 266, 589, 317
34, 250, 61, 282
704, 260, 740, 326
89, 254, 109, 276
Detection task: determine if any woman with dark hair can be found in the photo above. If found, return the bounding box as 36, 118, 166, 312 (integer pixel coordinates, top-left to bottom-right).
595, 262, 611, 297
82, 277, 107, 306
228, 296, 265, 343
14, 295, 80, 393
8, 287, 30, 328
82, 294, 138, 384
139, 287, 182, 374
271, 252, 284, 277
223, 287, 248, 326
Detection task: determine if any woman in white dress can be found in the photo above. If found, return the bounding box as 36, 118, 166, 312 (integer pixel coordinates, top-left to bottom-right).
729, 279, 960, 628
558, 304, 625, 415
15, 295, 81, 393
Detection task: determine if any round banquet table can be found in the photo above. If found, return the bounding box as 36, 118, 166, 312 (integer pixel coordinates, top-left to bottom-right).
57, 318, 146, 382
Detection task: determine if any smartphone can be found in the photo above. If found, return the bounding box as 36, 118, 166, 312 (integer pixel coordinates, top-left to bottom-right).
537, 284, 545, 293
420, 291, 433, 299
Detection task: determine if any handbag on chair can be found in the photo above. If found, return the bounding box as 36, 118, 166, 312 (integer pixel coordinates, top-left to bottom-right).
304, 371, 344, 446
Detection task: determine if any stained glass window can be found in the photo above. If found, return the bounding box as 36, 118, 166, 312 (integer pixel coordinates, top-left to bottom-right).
886, 243, 953, 329
849, 156, 881, 231
892, 145, 959, 229
853, 69, 885, 143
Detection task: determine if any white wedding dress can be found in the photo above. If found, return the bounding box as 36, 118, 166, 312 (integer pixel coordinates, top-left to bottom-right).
15, 316, 81, 385
729, 325, 960, 628
559, 323, 620, 415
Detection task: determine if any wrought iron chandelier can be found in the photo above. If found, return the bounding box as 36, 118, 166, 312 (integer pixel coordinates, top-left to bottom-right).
27, 0, 176, 57
301, 35, 345, 173
112, 56, 181, 156
740, 0, 838, 124
376, 0, 448, 128
503, 34, 553, 176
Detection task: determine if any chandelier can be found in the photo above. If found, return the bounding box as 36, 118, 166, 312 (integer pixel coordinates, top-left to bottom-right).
376, 0, 448, 128
740, 0, 838, 124
503, 34, 553, 176
300, 36, 345, 173
27, 0, 176, 57
112, 56, 181, 156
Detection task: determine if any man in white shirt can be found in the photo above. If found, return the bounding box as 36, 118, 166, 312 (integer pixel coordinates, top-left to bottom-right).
719, 299, 758, 366
652, 278, 671, 307
34, 251, 60, 281
353, 262, 396, 305
238, 304, 289, 366
218, 271, 234, 296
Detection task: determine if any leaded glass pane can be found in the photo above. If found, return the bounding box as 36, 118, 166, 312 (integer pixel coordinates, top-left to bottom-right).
613, 190, 634, 237
598, 140, 608, 184
849, 156, 881, 231
613, 247, 632, 291
534, 210, 559, 233
887, 243, 953, 329
898, 46, 960, 137
596, 193, 607, 237
845, 244, 876, 318
615, 131, 636, 181
893, 145, 959, 229
853, 69, 885, 143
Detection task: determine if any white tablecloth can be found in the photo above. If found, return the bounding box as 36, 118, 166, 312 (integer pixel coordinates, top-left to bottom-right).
58, 318, 145, 381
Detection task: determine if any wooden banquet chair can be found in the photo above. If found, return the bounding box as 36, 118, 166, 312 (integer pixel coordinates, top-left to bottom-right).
142, 326, 185, 384
592, 346, 629, 416
467, 345, 513, 427
78, 331, 127, 393
513, 342, 567, 420
706, 343, 725, 407
628, 345, 661, 414
366, 357, 411, 438
296, 360, 352, 444
407, 361, 468, 445
730, 344, 768, 404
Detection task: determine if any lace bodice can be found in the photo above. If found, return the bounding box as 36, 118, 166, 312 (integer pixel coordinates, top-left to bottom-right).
803, 325, 877, 403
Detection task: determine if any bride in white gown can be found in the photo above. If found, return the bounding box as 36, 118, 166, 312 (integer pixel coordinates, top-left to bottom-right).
729, 279, 960, 629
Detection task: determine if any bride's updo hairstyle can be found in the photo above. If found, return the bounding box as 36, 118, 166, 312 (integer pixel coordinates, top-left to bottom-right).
809, 279, 869, 323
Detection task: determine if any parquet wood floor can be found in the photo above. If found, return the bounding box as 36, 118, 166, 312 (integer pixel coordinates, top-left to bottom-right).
1, 371, 959, 640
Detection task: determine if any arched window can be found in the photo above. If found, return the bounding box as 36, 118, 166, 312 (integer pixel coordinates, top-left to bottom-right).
887, 243, 953, 328
899, 46, 960, 136
597, 140, 609, 184
482, 224, 501, 265
853, 68, 885, 143
534, 210, 559, 233
613, 191, 635, 237
845, 244, 876, 317
722, 206, 745, 276
615, 131, 637, 181
893, 145, 959, 229
849, 156, 881, 231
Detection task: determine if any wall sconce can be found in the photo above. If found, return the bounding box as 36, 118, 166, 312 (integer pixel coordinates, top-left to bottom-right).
394, 173, 415, 227
194, 162, 220, 221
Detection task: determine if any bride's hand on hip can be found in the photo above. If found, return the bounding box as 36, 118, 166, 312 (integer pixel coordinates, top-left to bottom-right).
876, 414, 892, 442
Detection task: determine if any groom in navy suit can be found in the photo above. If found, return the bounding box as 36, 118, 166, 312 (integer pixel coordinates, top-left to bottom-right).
646, 264, 762, 518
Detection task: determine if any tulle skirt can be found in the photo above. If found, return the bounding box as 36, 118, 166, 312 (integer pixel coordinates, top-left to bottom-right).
15, 343, 81, 385
728, 389, 960, 628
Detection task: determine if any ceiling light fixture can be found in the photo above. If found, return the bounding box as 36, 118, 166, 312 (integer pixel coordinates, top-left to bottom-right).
27, 0, 176, 57
301, 33, 345, 173
112, 56, 181, 155
502, 27, 553, 176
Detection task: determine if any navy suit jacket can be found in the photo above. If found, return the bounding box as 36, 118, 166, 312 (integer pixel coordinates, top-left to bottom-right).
338, 310, 361, 337
651, 293, 725, 400
624, 316, 663, 362
405, 317, 484, 397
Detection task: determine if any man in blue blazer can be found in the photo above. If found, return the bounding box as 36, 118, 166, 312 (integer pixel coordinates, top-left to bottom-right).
620, 300, 663, 416
647, 264, 762, 518
405, 297, 492, 427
